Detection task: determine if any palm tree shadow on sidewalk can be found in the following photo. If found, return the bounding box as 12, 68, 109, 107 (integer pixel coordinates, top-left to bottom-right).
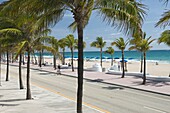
132, 80, 170, 87
86, 79, 103, 83
0, 99, 26, 102
0, 104, 19, 106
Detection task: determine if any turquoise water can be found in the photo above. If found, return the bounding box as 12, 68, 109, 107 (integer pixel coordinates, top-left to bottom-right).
36, 50, 170, 63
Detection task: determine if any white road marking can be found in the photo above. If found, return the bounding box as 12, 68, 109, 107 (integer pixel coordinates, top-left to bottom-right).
144, 106, 168, 113
124, 89, 170, 102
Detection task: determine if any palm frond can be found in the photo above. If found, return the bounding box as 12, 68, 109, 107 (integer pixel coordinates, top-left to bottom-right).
14, 41, 28, 59
0, 28, 22, 36
155, 10, 170, 28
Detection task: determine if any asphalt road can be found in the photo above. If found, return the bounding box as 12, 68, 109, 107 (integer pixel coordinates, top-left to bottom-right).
4, 65, 170, 113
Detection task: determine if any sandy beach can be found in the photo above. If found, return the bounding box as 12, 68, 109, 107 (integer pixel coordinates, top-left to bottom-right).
42, 58, 170, 77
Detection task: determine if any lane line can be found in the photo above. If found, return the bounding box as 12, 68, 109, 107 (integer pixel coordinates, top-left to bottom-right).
33, 82, 110, 113
123, 89, 170, 102
144, 106, 168, 113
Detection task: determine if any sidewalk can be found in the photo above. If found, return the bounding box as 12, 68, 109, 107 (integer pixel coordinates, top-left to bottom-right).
0, 70, 101, 113
16, 63, 170, 96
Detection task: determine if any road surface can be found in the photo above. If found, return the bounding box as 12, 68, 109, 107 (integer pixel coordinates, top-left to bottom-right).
3, 65, 170, 113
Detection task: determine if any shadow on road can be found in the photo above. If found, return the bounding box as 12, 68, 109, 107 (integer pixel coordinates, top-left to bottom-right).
102, 86, 124, 90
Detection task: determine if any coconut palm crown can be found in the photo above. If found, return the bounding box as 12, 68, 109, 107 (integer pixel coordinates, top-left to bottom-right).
105, 47, 114, 66
158, 30, 170, 46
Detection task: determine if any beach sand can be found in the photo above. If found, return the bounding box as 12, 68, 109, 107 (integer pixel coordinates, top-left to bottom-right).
42, 58, 170, 77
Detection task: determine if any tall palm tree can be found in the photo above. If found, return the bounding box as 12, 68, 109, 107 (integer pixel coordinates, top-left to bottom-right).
0, 28, 22, 81
129, 37, 143, 73
129, 32, 146, 73
59, 38, 67, 65
111, 37, 129, 78
65, 34, 77, 72
91, 37, 106, 67
3, 0, 146, 112
45, 36, 61, 70
158, 30, 170, 46
105, 47, 114, 66
138, 37, 155, 84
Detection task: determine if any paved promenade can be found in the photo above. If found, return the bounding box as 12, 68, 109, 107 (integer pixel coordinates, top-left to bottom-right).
0, 65, 101, 113
18, 63, 170, 96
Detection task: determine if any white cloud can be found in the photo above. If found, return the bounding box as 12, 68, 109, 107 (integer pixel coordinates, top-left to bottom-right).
110, 32, 122, 36
64, 14, 73, 17
145, 20, 158, 24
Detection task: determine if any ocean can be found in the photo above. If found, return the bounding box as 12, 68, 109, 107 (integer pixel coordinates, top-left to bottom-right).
36, 50, 170, 64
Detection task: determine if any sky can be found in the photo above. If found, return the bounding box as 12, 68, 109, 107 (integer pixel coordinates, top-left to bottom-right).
0, 0, 170, 51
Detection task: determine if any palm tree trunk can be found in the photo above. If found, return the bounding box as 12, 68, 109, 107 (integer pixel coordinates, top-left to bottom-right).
121, 50, 125, 78
33, 51, 37, 65
140, 53, 143, 73
53, 54, 56, 70
23, 53, 25, 65
62, 49, 65, 65
41, 49, 44, 64
100, 48, 102, 67
26, 48, 32, 100
6, 50, 9, 81
39, 51, 42, 67
71, 48, 74, 72
111, 54, 113, 66
0, 48, 1, 86
11, 53, 13, 63
77, 22, 84, 113
19, 53, 24, 89
142, 52, 146, 84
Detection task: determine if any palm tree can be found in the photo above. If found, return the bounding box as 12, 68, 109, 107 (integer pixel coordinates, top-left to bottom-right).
129, 32, 147, 73
45, 36, 61, 70
158, 30, 170, 46
59, 38, 67, 65
2, 0, 146, 112
65, 34, 77, 72
91, 37, 106, 67
138, 37, 155, 84
105, 47, 114, 66
129, 37, 143, 73
111, 37, 128, 78
0, 28, 22, 82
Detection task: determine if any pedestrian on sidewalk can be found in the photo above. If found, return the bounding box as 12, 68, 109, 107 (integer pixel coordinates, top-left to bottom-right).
57, 64, 61, 75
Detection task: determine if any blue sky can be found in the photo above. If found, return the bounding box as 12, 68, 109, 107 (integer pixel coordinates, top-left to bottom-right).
0, 0, 170, 51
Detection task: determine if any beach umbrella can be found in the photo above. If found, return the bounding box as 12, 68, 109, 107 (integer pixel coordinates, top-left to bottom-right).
65, 56, 71, 58
120, 59, 128, 62
107, 57, 112, 59
128, 58, 134, 60
90, 57, 95, 59
85, 56, 90, 59
95, 57, 100, 59
114, 57, 119, 59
